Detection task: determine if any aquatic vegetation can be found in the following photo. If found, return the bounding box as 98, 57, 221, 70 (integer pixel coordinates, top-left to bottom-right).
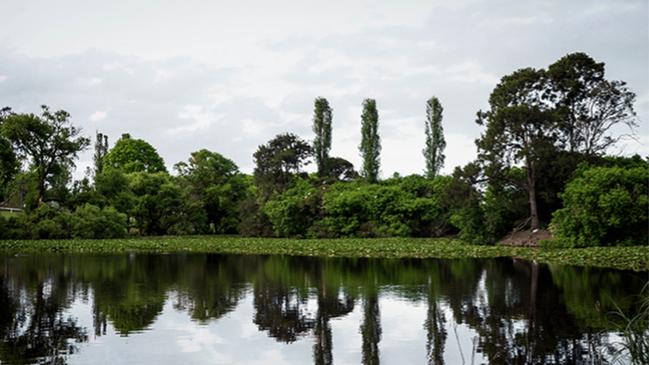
0, 236, 646, 271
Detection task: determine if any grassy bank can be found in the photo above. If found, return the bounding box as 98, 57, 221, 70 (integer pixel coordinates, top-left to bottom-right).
0, 236, 647, 271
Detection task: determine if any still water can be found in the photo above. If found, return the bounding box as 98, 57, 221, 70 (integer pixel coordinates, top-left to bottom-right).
0, 253, 646, 364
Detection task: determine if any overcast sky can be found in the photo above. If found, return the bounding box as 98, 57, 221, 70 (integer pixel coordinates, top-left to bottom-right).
1, 0, 647, 178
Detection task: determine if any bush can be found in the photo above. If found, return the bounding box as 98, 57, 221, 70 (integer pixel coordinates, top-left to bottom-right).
0, 213, 27, 239
317, 176, 455, 238
24, 204, 73, 239
71, 204, 127, 239
263, 179, 321, 237
549, 166, 648, 247
128, 172, 184, 235
238, 197, 274, 237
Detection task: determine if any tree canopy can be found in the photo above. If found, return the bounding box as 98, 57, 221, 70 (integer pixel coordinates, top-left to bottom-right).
423, 96, 446, 179
253, 133, 312, 198
359, 99, 381, 183
103, 134, 166, 173
312, 97, 333, 177
1, 105, 89, 205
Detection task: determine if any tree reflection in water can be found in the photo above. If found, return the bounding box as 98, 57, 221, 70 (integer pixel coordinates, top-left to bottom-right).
0, 253, 645, 364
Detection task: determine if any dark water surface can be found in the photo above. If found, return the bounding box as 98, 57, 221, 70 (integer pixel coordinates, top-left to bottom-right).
0, 253, 646, 364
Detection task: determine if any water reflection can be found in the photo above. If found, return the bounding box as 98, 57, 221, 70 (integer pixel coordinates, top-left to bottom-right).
0, 253, 645, 364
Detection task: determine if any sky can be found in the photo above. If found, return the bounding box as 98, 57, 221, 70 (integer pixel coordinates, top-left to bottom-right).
0, 0, 647, 178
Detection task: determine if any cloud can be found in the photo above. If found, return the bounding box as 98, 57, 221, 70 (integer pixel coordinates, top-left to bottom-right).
89, 110, 107, 122
0, 0, 646, 180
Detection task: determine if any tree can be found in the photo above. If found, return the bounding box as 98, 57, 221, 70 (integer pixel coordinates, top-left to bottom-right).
312, 97, 333, 177
547, 52, 637, 157
476, 68, 557, 230
253, 133, 312, 198
0, 108, 19, 202
103, 133, 166, 173
174, 149, 249, 233
128, 172, 183, 235
1, 105, 90, 205
93, 131, 109, 177
325, 157, 359, 182
423, 96, 446, 179
550, 166, 648, 247
359, 99, 381, 183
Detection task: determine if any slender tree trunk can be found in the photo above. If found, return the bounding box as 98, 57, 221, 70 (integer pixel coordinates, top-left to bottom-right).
526, 159, 540, 230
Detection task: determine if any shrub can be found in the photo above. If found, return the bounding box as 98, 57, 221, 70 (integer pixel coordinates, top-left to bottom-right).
25, 204, 73, 239
71, 204, 127, 239
550, 166, 648, 247
264, 179, 321, 237
0, 213, 27, 239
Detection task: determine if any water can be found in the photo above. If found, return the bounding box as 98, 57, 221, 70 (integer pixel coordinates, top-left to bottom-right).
0, 253, 646, 364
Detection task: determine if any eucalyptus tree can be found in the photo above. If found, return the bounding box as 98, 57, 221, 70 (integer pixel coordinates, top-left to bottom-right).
476, 68, 557, 230
359, 99, 381, 183
312, 97, 333, 177
423, 96, 446, 179
547, 52, 637, 157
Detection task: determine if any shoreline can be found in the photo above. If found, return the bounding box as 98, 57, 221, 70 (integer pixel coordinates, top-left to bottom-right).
0, 236, 647, 272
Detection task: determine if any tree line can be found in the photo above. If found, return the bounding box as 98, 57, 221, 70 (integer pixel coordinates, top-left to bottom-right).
0, 52, 646, 246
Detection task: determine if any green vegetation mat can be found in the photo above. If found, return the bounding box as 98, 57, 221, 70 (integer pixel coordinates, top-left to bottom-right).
0, 236, 647, 271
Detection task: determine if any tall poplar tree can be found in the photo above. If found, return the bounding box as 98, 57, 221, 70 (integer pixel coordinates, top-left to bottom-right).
423, 97, 446, 178
93, 131, 109, 177
312, 97, 332, 177
359, 99, 380, 183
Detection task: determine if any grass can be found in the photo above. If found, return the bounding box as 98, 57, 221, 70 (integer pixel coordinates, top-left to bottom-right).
0, 236, 647, 271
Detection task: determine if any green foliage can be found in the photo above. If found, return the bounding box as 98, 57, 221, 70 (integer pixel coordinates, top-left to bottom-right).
93, 132, 109, 176
71, 204, 127, 239
95, 169, 134, 214
128, 172, 183, 235
238, 195, 274, 237
264, 179, 321, 237
0, 136, 18, 202
253, 133, 312, 198
175, 149, 249, 234
423, 96, 445, 178
547, 52, 637, 156
21, 204, 73, 239
319, 176, 454, 238
103, 134, 166, 173
549, 166, 648, 247
445, 163, 491, 244
476, 68, 556, 230
0, 213, 27, 239
312, 97, 333, 177
0, 108, 19, 201
324, 157, 359, 182
359, 99, 381, 183
1, 105, 90, 204
0, 236, 646, 271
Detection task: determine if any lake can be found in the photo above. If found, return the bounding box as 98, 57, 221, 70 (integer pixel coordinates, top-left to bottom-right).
0, 253, 646, 364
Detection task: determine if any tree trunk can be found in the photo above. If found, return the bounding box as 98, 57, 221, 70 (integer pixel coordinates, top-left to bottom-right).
526, 159, 540, 230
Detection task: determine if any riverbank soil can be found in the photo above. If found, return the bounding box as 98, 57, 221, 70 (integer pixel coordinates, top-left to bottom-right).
499, 229, 552, 247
